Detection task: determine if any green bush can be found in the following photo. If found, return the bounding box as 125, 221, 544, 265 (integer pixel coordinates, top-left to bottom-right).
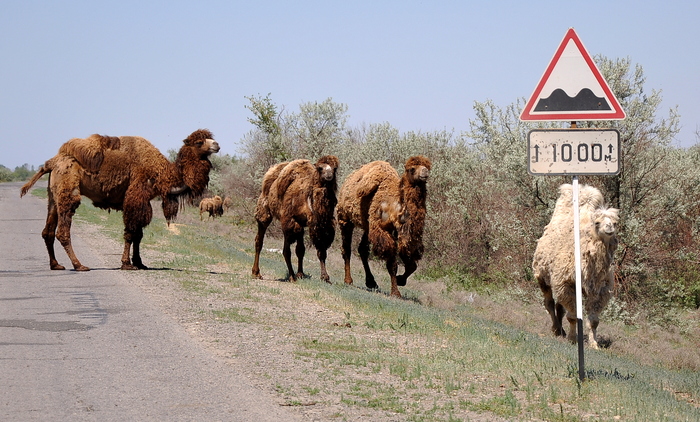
219, 55, 699, 319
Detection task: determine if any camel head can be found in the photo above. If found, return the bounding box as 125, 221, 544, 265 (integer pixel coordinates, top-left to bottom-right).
171, 129, 220, 198
404, 155, 432, 184
183, 128, 220, 156
315, 155, 339, 186
592, 207, 619, 241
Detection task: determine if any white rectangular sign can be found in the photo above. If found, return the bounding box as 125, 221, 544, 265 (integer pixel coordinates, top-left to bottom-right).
527, 129, 620, 175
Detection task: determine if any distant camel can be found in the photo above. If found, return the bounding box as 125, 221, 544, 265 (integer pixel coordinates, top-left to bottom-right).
199, 195, 224, 220
21, 129, 219, 271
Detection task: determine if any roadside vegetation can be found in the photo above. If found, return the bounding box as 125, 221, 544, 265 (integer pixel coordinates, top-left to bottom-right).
0, 164, 35, 182
215, 55, 700, 330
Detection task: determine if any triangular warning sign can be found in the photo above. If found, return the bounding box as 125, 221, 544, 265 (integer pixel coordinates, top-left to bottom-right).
520, 28, 626, 121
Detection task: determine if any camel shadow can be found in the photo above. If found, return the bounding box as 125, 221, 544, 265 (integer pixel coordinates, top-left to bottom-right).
347, 283, 421, 304
84, 267, 233, 276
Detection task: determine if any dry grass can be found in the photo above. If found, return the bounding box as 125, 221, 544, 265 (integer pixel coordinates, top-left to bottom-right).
70, 199, 700, 421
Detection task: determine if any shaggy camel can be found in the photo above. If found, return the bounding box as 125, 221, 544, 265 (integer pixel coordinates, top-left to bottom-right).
337, 156, 431, 298
252, 155, 339, 283
532, 184, 619, 349
199, 195, 223, 220
21, 129, 219, 271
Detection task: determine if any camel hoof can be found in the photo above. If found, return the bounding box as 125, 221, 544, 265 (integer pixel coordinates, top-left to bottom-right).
552, 327, 566, 337
121, 264, 139, 270
50, 264, 66, 270
74, 265, 90, 272
365, 281, 378, 290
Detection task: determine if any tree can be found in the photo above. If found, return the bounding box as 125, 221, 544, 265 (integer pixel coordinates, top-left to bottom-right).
0, 165, 12, 182
580, 56, 680, 212
288, 98, 348, 160
241, 95, 350, 174
242, 93, 288, 168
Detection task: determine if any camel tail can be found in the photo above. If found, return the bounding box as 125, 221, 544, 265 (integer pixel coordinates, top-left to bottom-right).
20, 166, 50, 198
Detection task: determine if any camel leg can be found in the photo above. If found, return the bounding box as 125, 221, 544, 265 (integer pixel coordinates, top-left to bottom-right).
358, 232, 377, 290
282, 232, 297, 282
120, 229, 138, 270
340, 220, 354, 285
538, 278, 565, 337
252, 220, 270, 279
121, 192, 152, 270
42, 187, 64, 270
554, 284, 578, 343
566, 311, 578, 344
53, 185, 89, 272
317, 247, 331, 284
586, 316, 600, 349
120, 227, 146, 270
585, 274, 612, 349
130, 227, 147, 270
386, 256, 401, 298
397, 255, 417, 286
294, 230, 307, 280
555, 303, 567, 337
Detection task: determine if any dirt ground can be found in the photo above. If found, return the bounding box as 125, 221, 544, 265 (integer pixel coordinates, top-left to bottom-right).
74, 213, 700, 421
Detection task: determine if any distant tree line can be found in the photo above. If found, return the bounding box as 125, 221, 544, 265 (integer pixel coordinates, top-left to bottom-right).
0, 164, 35, 182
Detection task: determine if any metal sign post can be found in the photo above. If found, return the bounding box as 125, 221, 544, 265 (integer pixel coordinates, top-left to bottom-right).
571, 175, 585, 381
522, 28, 626, 382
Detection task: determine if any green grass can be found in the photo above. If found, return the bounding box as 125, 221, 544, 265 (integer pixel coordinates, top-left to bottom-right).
50, 191, 700, 421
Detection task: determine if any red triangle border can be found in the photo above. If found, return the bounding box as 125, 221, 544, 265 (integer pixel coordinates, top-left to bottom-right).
520, 28, 626, 121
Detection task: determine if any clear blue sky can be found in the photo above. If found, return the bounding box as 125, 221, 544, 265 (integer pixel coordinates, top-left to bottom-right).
1, 1, 698, 169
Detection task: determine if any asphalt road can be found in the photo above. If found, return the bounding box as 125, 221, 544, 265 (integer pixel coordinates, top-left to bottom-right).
0, 182, 302, 421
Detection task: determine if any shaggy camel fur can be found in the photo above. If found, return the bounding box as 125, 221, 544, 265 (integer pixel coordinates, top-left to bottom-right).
199, 195, 223, 220
21, 129, 219, 271
532, 184, 619, 349
337, 156, 431, 298
252, 155, 339, 283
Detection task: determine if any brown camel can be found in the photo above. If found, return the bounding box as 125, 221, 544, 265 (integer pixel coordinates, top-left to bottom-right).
252, 155, 339, 283
337, 156, 431, 297
20, 129, 219, 271
199, 195, 224, 220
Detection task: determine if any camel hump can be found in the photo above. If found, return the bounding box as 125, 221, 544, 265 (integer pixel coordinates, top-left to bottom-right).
57, 134, 121, 173
260, 162, 289, 197
274, 159, 313, 197
354, 161, 398, 198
